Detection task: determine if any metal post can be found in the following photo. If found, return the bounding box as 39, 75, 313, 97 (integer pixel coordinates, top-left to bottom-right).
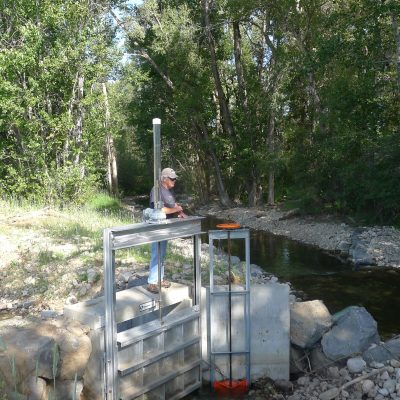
227, 231, 232, 385
208, 238, 215, 385
193, 234, 202, 307
104, 229, 118, 400
158, 241, 163, 324
245, 231, 251, 385
153, 118, 161, 210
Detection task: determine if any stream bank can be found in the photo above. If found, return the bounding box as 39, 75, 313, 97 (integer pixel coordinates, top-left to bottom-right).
196, 204, 400, 269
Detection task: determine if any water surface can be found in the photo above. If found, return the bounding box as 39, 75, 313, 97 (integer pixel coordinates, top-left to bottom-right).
202, 216, 400, 339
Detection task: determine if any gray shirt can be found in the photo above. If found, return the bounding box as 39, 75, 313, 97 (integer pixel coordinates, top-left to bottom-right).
150, 185, 177, 218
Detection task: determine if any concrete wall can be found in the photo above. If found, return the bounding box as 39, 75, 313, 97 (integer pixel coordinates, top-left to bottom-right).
201, 282, 290, 382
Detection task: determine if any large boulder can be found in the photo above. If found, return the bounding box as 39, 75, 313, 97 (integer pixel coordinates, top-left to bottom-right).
363, 337, 400, 364
0, 326, 58, 389
290, 300, 332, 348
0, 318, 91, 398
321, 306, 380, 360
37, 319, 92, 380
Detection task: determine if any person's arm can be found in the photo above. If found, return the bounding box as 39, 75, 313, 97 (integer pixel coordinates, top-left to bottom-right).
162, 204, 187, 218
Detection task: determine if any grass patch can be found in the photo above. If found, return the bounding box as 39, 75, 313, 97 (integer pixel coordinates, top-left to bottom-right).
86, 192, 122, 212
37, 249, 65, 265
0, 194, 207, 313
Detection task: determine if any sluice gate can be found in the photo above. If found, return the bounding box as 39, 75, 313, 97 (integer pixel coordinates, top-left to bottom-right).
65, 217, 203, 400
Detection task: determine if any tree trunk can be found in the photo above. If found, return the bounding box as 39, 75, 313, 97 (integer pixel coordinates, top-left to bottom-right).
267, 107, 276, 206
233, 20, 263, 206
65, 73, 84, 167
203, 0, 235, 140
102, 83, 119, 197
391, 12, 400, 91
193, 118, 232, 207
233, 20, 248, 113
74, 75, 84, 168
308, 71, 323, 135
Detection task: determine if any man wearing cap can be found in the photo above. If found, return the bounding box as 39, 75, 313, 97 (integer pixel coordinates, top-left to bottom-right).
147, 167, 187, 293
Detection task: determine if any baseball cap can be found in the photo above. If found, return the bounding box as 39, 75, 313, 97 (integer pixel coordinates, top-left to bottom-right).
161, 167, 178, 179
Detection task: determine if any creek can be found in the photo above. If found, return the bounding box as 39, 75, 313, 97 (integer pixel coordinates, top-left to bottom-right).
201, 216, 400, 340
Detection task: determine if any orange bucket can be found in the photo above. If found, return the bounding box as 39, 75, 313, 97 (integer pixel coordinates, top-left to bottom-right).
213, 379, 249, 397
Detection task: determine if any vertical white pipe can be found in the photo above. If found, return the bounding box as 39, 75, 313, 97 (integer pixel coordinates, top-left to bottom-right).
153, 118, 161, 210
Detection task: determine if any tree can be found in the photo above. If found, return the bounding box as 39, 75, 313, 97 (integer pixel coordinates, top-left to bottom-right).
0, 0, 120, 203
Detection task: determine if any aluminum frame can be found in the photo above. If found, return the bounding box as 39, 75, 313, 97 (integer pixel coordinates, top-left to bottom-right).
208, 228, 251, 385
103, 216, 203, 400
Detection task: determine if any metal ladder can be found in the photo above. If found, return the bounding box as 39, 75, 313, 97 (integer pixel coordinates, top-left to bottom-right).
208, 228, 251, 386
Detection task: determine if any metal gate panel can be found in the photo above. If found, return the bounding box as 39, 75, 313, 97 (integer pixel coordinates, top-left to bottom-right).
207, 228, 251, 385
103, 217, 203, 400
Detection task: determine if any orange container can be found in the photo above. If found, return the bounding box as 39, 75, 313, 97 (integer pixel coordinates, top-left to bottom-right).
213, 379, 249, 397
216, 223, 241, 229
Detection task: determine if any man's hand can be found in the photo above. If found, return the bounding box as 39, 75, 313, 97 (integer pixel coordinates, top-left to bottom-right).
178, 211, 188, 218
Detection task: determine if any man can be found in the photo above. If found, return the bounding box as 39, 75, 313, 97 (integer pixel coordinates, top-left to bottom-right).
147, 167, 187, 293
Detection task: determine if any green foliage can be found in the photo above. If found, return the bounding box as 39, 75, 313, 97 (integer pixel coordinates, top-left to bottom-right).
1, 0, 399, 223
86, 193, 122, 212
0, 0, 121, 205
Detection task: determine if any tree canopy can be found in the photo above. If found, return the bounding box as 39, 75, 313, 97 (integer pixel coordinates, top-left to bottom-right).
1, 0, 399, 224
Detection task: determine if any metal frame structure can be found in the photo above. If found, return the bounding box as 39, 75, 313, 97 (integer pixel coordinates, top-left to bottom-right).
207, 228, 251, 385
103, 216, 203, 400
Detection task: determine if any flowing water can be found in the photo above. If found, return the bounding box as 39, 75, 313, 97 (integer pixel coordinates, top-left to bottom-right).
202, 216, 400, 340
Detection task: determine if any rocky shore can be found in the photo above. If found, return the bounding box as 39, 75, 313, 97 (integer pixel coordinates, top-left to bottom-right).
196, 204, 400, 269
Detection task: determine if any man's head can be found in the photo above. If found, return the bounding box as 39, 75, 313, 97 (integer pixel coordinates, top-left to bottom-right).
161, 167, 178, 188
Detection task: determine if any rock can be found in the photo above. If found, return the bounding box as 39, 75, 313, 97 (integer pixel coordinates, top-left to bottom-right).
390, 359, 400, 368
290, 346, 308, 374
370, 361, 386, 368
362, 379, 375, 394
25, 375, 48, 400
290, 300, 332, 348
364, 344, 394, 364
297, 376, 310, 386
87, 268, 99, 284
380, 370, 390, 380
287, 394, 303, 400
321, 306, 380, 360
327, 366, 340, 379
341, 389, 349, 398
382, 379, 396, 393
41, 310, 59, 319
38, 321, 92, 380
274, 379, 293, 393
319, 388, 339, 400
0, 326, 58, 388
7, 392, 27, 400
378, 387, 389, 396
347, 356, 367, 373
364, 338, 400, 365
251, 264, 264, 275
310, 345, 335, 373
230, 255, 241, 265
65, 295, 77, 305
48, 378, 84, 400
